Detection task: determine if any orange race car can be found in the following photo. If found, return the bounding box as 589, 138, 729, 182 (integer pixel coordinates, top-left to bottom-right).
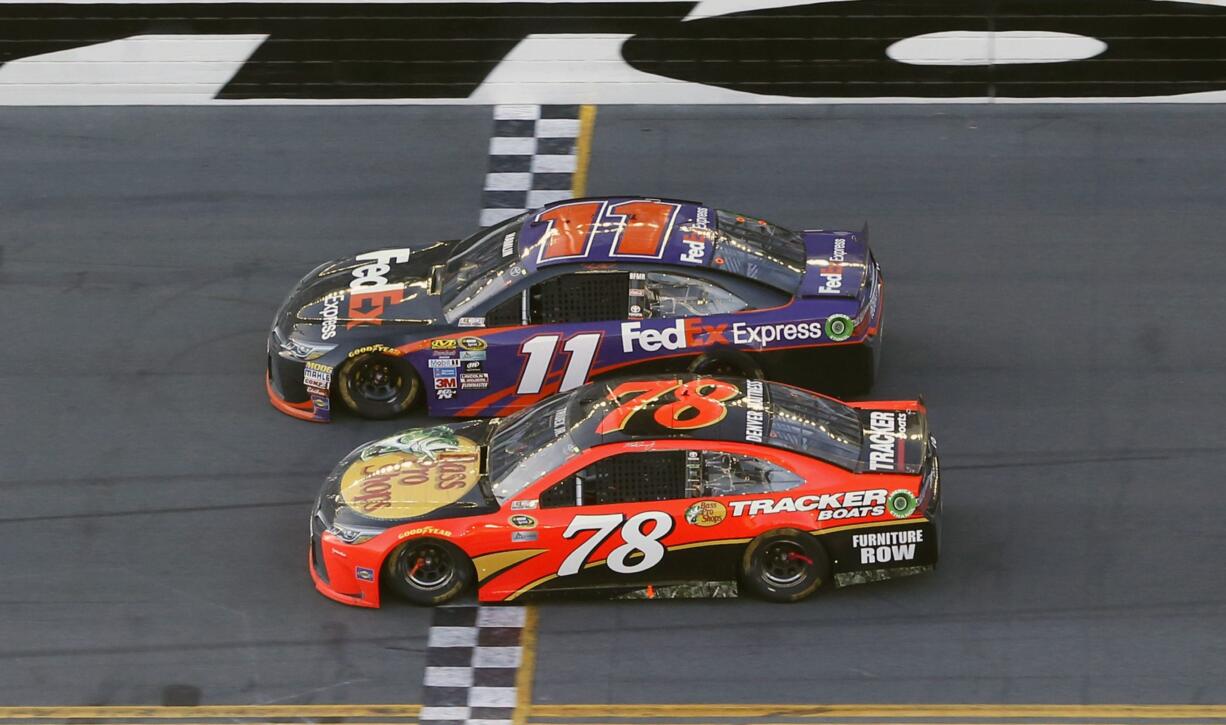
309, 374, 940, 606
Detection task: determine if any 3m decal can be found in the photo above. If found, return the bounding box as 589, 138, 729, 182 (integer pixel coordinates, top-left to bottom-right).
515, 332, 602, 395
852, 529, 923, 564
595, 377, 738, 434
559, 511, 674, 576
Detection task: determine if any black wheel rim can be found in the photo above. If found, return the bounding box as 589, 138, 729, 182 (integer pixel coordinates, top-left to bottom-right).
400, 544, 455, 591
760, 541, 811, 587
349, 358, 403, 403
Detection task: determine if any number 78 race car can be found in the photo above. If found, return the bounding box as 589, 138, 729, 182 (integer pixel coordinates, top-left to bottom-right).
269, 196, 883, 422
309, 374, 939, 606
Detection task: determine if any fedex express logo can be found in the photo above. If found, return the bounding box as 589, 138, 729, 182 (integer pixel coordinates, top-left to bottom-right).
817, 237, 847, 295
346, 248, 413, 330
621, 319, 825, 353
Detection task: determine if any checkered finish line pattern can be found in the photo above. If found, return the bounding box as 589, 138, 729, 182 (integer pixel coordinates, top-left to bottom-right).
420, 605, 527, 725
479, 104, 584, 228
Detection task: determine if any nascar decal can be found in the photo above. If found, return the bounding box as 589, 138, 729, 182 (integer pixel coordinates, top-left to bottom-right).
852, 529, 924, 564
346, 248, 412, 330
339, 433, 480, 519
867, 411, 907, 471
730, 490, 888, 520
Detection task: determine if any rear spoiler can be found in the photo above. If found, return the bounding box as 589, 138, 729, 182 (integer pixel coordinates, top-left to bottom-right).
797, 228, 869, 299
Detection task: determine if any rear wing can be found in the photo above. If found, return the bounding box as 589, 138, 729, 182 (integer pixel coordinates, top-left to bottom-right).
797, 228, 869, 299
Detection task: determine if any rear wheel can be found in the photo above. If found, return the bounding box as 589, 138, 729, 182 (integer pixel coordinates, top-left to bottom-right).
338, 353, 419, 419
385, 539, 473, 606
740, 530, 830, 603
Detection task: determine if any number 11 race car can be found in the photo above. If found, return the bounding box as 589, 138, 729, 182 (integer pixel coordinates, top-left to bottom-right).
269, 196, 883, 422
308, 375, 939, 606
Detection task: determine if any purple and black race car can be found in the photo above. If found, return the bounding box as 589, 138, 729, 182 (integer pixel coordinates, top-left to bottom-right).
267, 196, 884, 422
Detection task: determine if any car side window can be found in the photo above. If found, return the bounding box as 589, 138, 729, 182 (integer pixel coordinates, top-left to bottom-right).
539, 450, 693, 508
699, 450, 804, 496
528, 271, 630, 324
640, 272, 750, 319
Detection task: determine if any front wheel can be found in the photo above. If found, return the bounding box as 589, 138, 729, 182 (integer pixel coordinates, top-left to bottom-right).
740, 530, 830, 603
385, 539, 473, 606
337, 353, 419, 419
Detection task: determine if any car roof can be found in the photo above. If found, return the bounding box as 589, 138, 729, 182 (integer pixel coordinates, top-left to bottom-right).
517, 196, 714, 273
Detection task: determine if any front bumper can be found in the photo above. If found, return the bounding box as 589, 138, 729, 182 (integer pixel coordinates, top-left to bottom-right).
309, 514, 383, 608
267, 350, 331, 422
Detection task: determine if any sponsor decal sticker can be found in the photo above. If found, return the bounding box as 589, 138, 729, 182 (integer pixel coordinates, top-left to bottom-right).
458, 336, 487, 351
743, 378, 766, 442
511, 499, 539, 510
355, 567, 375, 581
304, 361, 332, 389
458, 317, 485, 328
825, 313, 854, 342
731, 320, 824, 347
319, 290, 344, 340
345, 248, 413, 330
501, 232, 517, 258
460, 372, 489, 390
339, 434, 481, 520
816, 237, 847, 295
887, 489, 918, 519
852, 529, 922, 564
349, 343, 403, 358
398, 525, 453, 539
459, 350, 486, 361
433, 371, 458, 390
730, 490, 889, 520
509, 514, 537, 529
867, 411, 907, 471
431, 339, 457, 350
436, 389, 455, 400
512, 530, 539, 543
684, 500, 727, 527
428, 358, 461, 368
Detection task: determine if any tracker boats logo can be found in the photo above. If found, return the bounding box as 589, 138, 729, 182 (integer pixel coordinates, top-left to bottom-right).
866, 411, 907, 472
2, 1, 1225, 103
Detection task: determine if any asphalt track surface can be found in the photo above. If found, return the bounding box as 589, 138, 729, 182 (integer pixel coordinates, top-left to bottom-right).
1, 106, 1225, 711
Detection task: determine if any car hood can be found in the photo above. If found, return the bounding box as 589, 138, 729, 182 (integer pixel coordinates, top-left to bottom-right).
285, 242, 453, 330
323, 420, 499, 527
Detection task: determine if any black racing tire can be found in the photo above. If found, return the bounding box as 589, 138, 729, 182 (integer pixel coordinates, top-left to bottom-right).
337, 353, 420, 419
385, 539, 474, 606
688, 351, 763, 379
740, 529, 831, 603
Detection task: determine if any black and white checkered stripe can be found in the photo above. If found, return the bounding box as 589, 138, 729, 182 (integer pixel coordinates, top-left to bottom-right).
419, 605, 526, 724
480, 104, 583, 228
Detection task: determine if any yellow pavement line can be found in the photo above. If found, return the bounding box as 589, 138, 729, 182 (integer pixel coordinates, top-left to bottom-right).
572, 105, 597, 197
0, 707, 418, 720
527, 704, 1226, 719
512, 604, 540, 725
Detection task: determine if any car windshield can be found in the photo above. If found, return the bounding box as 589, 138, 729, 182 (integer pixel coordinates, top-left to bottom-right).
713, 209, 806, 292
488, 394, 576, 503
765, 383, 864, 470
441, 212, 528, 311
